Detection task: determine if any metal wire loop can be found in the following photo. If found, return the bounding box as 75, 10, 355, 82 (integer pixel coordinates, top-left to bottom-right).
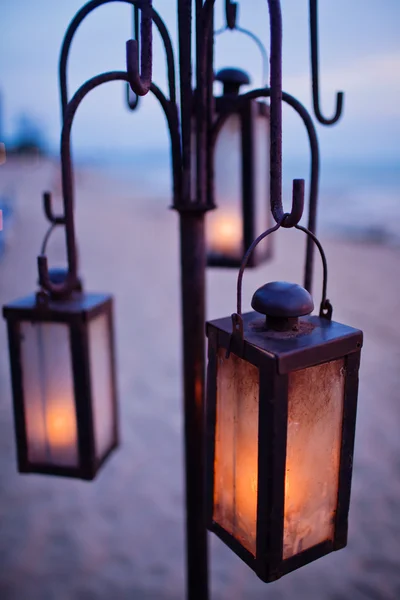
235, 221, 332, 327
215, 25, 269, 87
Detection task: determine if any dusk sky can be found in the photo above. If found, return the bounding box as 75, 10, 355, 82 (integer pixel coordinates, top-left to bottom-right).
1, 0, 399, 163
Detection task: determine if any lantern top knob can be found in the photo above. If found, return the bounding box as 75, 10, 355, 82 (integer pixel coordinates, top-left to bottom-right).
216, 68, 251, 96
251, 281, 314, 331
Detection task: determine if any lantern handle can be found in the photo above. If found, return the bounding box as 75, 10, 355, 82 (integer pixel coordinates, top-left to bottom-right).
215, 25, 269, 88
234, 218, 332, 340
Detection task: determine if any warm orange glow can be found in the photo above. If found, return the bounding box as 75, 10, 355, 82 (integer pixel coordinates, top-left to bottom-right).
214, 349, 259, 555
45, 403, 77, 449
207, 210, 242, 256
283, 359, 345, 559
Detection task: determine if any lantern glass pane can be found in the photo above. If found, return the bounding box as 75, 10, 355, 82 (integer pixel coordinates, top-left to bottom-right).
20, 321, 78, 467
283, 358, 345, 559
214, 349, 259, 555
254, 108, 270, 260
89, 313, 115, 460
207, 114, 243, 261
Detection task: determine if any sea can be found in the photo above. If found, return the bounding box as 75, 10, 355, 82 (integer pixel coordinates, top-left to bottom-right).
80, 150, 400, 247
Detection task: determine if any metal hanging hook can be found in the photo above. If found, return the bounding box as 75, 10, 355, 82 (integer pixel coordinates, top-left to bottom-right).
59, 0, 176, 125
225, 0, 238, 29
126, 0, 153, 96
126, 4, 141, 110
310, 0, 344, 125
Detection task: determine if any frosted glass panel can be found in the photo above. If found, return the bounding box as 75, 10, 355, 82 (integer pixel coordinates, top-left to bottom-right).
283, 359, 345, 559
214, 349, 259, 555
254, 108, 271, 259
207, 114, 243, 260
20, 322, 78, 467
89, 313, 115, 460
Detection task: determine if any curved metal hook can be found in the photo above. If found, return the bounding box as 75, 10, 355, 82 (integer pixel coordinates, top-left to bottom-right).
39, 70, 182, 298
59, 0, 176, 120
225, 0, 238, 29
126, 4, 140, 110
310, 0, 344, 125
43, 191, 65, 225
126, 0, 152, 96
203, 0, 303, 226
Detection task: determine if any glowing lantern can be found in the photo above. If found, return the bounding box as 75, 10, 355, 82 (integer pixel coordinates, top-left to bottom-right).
206, 269, 362, 581
3, 270, 118, 480
207, 68, 272, 267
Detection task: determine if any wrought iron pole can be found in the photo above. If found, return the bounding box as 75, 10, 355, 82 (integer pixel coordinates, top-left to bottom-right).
177, 0, 210, 598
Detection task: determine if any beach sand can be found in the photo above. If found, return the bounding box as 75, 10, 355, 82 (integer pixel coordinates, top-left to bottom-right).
0, 157, 399, 600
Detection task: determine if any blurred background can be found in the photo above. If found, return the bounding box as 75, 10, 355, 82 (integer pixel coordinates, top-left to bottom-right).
0, 1, 399, 599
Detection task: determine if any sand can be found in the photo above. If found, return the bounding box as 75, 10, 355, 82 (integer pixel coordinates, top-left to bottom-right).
0, 157, 399, 600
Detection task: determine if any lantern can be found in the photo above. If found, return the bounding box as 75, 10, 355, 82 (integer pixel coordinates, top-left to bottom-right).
207, 68, 272, 267
3, 270, 118, 480
206, 232, 362, 582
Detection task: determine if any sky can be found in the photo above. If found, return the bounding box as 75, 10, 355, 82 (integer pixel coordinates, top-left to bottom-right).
0, 0, 399, 164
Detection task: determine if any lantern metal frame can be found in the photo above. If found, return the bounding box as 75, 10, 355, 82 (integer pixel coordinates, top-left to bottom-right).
206, 223, 362, 582
3, 292, 119, 481
2, 0, 347, 598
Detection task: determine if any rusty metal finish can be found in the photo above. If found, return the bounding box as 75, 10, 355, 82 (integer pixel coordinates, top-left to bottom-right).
179, 212, 209, 600
59, 0, 176, 120
178, 0, 193, 206
310, 0, 344, 125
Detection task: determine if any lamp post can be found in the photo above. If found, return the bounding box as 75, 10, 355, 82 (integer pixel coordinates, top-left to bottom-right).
2, 1, 354, 599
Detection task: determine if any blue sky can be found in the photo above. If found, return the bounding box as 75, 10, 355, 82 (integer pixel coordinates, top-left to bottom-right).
1, 0, 399, 163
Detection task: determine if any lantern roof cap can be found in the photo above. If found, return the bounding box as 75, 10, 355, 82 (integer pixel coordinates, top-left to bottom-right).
251, 281, 314, 319
215, 68, 251, 87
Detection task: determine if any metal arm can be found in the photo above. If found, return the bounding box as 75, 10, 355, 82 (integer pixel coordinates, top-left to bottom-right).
310, 0, 344, 125
59, 0, 176, 122
38, 70, 181, 298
